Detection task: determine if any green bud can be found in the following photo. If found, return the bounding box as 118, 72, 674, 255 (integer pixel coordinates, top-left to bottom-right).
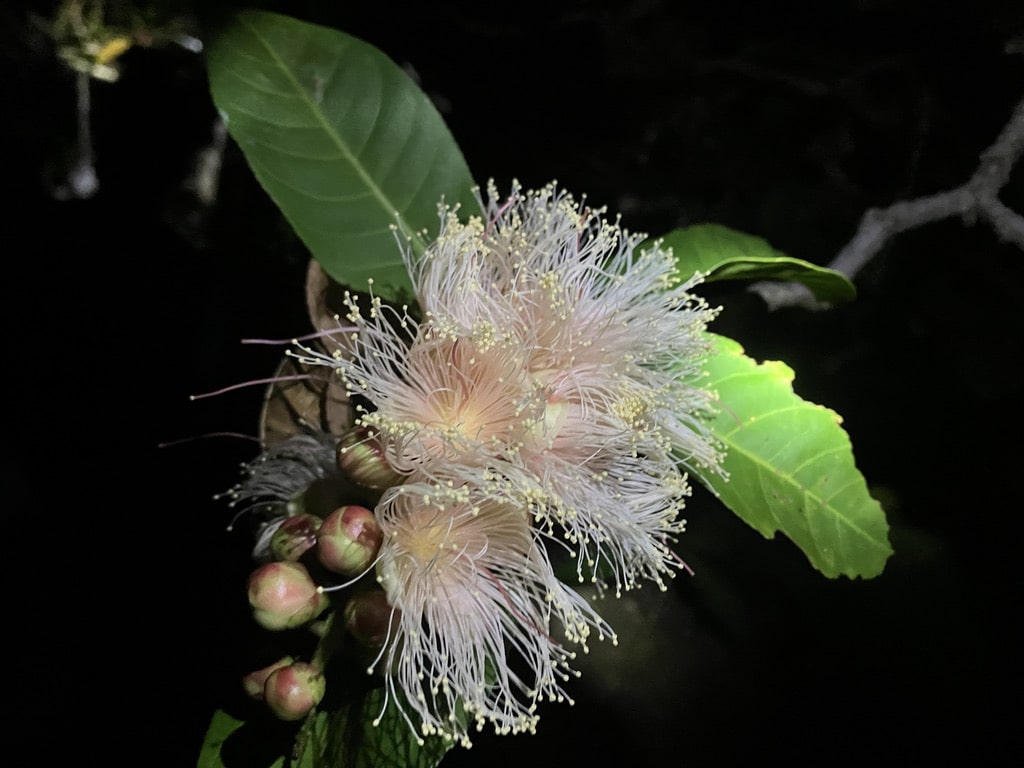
247, 562, 326, 630
264, 662, 325, 721
336, 426, 403, 490
270, 514, 323, 561
317, 505, 383, 576
241, 656, 294, 700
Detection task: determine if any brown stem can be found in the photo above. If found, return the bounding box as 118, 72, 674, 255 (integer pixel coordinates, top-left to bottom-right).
750, 94, 1024, 310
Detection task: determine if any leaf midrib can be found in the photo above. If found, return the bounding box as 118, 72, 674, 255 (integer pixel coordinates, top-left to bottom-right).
240, 13, 429, 255
719, 428, 890, 553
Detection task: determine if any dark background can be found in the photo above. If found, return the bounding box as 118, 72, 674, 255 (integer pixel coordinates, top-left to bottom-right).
4, 1, 1023, 765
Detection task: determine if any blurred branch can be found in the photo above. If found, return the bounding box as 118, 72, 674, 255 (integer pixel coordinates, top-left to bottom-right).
54, 71, 100, 200
190, 116, 228, 207
750, 93, 1024, 310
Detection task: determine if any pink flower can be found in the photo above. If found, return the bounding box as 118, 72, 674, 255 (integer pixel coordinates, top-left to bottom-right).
370, 485, 612, 745
293, 181, 723, 743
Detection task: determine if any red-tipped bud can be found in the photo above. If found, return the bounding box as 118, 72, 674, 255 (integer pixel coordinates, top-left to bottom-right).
344, 590, 396, 649
270, 514, 322, 562
336, 426, 403, 489
264, 662, 325, 721
241, 656, 294, 700
317, 505, 383, 576
247, 562, 326, 630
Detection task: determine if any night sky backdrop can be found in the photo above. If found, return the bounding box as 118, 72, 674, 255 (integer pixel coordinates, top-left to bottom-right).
5, 1, 1022, 765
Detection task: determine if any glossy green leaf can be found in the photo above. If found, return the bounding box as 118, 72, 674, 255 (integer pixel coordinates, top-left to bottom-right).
198, 709, 245, 768
207, 10, 481, 300
291, 710, 328, 768
293, 688, 452, 768
197, 709, 286, 768
654, 224, 856, 303
698, 334, 891, 578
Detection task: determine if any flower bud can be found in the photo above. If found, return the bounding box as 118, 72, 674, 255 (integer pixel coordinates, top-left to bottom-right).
241, 656, 294, 700
317, 505, 383, 576
264, 662, 325, 721
344, 590, 396, 649
247, 562, 326, 630
269, 514, 323, 562
336, 426, 403, 489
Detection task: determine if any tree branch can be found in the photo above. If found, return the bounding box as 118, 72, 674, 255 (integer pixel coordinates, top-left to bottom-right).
750, 94, 1024, 310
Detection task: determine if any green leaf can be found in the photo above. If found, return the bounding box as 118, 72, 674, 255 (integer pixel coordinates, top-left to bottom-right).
197, 709, 286, 768
291, 710, 328, 768
291, 688, 452, 768
699, 334, 892, 578
207, 10, 481, 300
654, 224, 856, 303
198, 709, 245, 768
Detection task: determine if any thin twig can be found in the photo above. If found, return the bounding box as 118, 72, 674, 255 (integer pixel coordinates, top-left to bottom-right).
750, 94, 1024, 310
189, 115, 227, 206
55, 71, 100, 199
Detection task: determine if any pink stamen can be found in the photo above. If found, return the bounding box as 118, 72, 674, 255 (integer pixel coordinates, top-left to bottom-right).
448, 339, 473, 399
189, 373, 313, 401
483, 195, 518, 239
709, 391, 743, 429
476, 564, 558, 645
667, 546, 695, 576
157, 431, 260, 448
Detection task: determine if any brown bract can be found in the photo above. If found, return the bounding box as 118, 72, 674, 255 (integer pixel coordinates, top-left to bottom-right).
258, 261, 354, 446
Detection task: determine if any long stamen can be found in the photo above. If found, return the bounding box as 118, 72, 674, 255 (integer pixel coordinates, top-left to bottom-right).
318, 550, 386, 593
189, 373, 313, 400
157, 431, 260, 448
483, 194, 519, 239
241, 324, 356, 345
476, 563, 557, 645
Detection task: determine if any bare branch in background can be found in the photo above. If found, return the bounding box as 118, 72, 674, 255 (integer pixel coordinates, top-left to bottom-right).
45, 1, 204, 201
53, 71, 100, 200
189, 116, 228, 207
750, 94, 1024, 311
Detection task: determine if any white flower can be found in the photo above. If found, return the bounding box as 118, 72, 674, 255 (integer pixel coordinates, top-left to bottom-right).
418, 181, 721, 472
372, 485, 612, 746
328, 316, 545, 480
295, 181, 723, 743
320, 182, 721, 587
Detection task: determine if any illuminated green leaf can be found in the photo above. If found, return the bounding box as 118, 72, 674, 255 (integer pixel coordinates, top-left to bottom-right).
656, 224, 855, 303
699, 334, 891, 578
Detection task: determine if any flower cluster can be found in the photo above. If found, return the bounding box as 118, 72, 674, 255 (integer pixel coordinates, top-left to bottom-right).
291, 181, 723, 745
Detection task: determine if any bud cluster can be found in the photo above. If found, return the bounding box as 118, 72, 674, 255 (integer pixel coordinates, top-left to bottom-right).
239, 443, 397, 722
242, 657, 326, 721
